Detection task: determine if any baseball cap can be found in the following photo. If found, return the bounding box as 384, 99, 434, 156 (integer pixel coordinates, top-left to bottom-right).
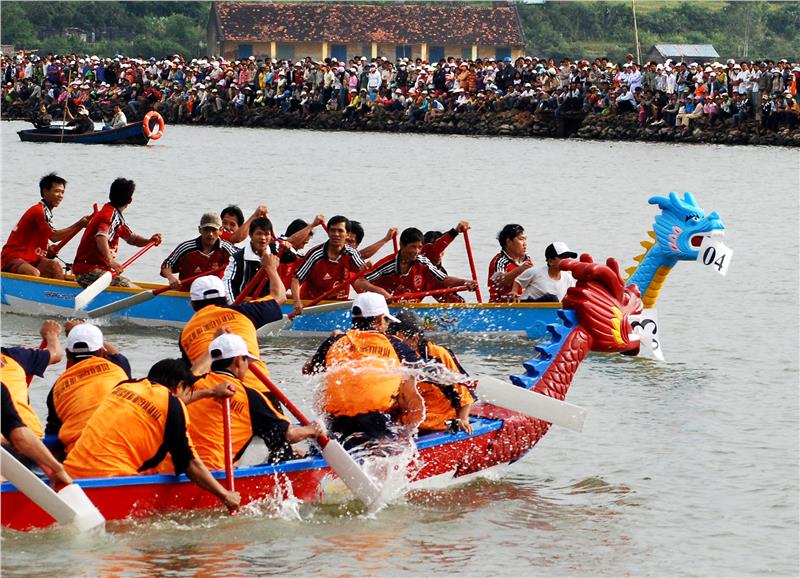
209, 333, 257, 362
67, 323, 104, 353
545, 242, 578, 260
351, 292, 400, 323
190, 275, 226, 301
199, 212, 222, 229
389, 310, 424, 336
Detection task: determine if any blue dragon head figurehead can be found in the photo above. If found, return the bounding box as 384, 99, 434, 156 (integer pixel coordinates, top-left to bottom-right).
649, 191, 725, 262
626, 192, 725, 308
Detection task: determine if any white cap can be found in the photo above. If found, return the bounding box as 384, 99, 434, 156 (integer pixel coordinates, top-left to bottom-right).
545, 241, 578, 260
209, 334, 257, 362
190, 275, 226, 301
351, 292, 400, 323
67, 323, 104, 353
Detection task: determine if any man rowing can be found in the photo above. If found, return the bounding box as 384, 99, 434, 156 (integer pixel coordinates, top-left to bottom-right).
291, 215, 388, 315
181, 262, 284, 397
219, 204, 269, 244
223, 216, 277, 302
347, 221, 398, 260
63, 358, 241, 512
0, 320, 64, 439
277, 215, 325, 292
365, 227, 477, 302
180, 334, 324, 467
514, 242, 578, 302
1, 173, 90, 279
388, 311, 475, 435
46, 322, 131, 455
421, 220, 471, 302
72, 177, 162, 288
488, 224, 532, 302
304, 292, 424, 448
160, 212, 237, 289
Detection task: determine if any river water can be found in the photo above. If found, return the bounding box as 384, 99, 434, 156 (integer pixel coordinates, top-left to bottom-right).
1, 121, 798, 577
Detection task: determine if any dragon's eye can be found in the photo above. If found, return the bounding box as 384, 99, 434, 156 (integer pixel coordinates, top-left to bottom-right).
684, 214, 700, 222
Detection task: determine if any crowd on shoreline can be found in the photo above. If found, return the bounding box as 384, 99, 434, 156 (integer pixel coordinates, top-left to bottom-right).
2, 49, 799, 133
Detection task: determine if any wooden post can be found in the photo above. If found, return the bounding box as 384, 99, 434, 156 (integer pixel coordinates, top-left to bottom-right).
471, 45, 478, 60
371, 41, 378, 59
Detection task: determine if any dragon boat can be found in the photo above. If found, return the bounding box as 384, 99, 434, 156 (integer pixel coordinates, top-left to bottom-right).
0, 193, 725, 339
2, 252, 647, 531
16, 112, 165, 146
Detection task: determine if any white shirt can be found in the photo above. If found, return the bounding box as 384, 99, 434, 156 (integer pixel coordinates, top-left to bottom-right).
515, 266, 576, 302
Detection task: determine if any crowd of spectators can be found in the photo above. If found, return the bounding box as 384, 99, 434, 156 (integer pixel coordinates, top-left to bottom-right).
2, 49, 799, 133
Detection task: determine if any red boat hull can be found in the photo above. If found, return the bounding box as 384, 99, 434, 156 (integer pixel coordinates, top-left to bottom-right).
2, 410, 545, 531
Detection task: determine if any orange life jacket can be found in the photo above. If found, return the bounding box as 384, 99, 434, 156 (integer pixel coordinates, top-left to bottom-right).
417, 342, 474, 431
0, 353, 43, 437
50, 356, 129, 454
181, 302, 271, 394
323, 330, 401, 417
64, 379, 191, 478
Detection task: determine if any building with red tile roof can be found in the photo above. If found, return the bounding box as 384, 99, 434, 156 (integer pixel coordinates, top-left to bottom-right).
208, 1, 525, 63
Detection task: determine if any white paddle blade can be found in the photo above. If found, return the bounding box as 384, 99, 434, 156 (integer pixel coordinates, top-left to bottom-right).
57, 484, 105, 531
0, 447, 104, 530
320, 439, 381, 507
477, 376, 587, 432
87, 289, 155, 318
256, 315, 292, 337
74, 271, 113, 310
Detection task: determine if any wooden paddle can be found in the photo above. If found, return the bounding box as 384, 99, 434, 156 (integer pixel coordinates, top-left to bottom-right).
74, 240, 157, 310
462, 228, 483, 302
221, 398, 236, 510
233, 267, 268, 305
87, 266, 226, 319
476, 376, 586, 432
390, 285, 469, 302
247, 363, 381, 507
0, 446, 105, 531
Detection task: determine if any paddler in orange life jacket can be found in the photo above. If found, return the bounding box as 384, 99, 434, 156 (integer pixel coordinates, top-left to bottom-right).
45, 321, 132, 455
184, 333, 324, 469
1, 172, 90, 279
0, 319, 64, 439
291, 215, 390, 316
365, 227, 477, 302
71, 177, 162, 289
488, 224, 533, 302
181, 262, 284, 398
304, 292, 424, 449
388, 310, 475, 435
2, 382, 73, 490
64, 358, 241, 511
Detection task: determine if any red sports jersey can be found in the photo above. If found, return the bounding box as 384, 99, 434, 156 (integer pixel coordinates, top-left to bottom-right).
72, 203, 132, 275
161, 236, 236, 279
488, 250, 528, 302
219, 229, 234, 242
421, 229, 457, 266
294, 242, 365, 301
365, 253, 446, 302
1, 201, 53, 268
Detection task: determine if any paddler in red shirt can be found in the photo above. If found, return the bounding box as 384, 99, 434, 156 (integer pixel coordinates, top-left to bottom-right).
421, 220, 471, 303
1, 173, 90, 279
219, 204, 268, 244
71, 177, 162, 288
290, 215, 388, 315
487, 224, 532, 302
365, 227, 477, 302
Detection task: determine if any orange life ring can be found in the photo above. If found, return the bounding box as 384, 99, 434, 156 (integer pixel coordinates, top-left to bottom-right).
143, 111, 165, 140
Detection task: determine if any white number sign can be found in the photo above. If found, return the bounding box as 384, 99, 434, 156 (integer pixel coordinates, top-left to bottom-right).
697, 237, 733, 276
630, 308, 665, 361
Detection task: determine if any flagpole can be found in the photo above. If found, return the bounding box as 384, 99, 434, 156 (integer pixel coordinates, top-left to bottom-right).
632, 0, 642, 64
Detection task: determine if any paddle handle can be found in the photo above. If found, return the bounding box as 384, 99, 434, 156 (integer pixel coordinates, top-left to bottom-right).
248, 363, 331, 447
234, 268, 267, 305
291, 264, 372, 318
463, 228, 483, 303
391, 285, 469, 301
48, 202, 98, 258
221, 398, 234, 492
117, 240, 157, 273
392, 231, 399, 253
153, 265, 227, 297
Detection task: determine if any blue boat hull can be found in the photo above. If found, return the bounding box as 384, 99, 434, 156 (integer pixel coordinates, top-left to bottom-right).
0, 273, 560, 338
17, 122, 150, 145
